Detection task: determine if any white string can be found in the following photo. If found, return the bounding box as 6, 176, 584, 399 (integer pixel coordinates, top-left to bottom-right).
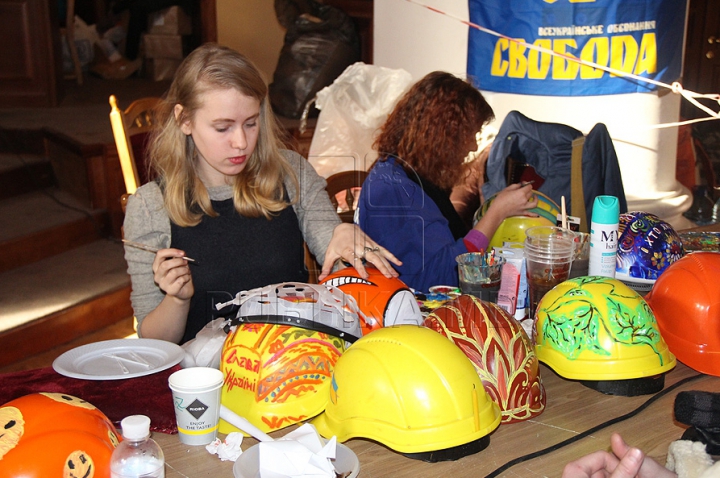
404, 0, 720, 129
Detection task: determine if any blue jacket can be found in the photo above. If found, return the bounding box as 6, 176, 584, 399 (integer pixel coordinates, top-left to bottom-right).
357, 157, 470, 292
482, 110, 627, 223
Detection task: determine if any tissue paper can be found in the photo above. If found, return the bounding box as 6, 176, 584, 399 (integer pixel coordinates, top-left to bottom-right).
258, 424, 338, 478
206, 432, 244, 461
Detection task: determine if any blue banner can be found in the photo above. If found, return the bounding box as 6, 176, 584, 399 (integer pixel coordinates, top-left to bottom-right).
467, 0, 686, 96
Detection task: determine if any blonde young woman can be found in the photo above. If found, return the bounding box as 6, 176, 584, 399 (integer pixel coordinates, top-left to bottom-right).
123, 43, 399, 344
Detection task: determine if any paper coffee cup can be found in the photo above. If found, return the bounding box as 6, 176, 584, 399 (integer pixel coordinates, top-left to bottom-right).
169, 367, 224, 445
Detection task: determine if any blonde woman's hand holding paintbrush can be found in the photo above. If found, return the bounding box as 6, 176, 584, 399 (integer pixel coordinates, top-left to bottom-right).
137, 248, 195, 343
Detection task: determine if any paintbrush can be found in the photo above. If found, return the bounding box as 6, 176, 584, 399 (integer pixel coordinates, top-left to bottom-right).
122, 239, 198, 264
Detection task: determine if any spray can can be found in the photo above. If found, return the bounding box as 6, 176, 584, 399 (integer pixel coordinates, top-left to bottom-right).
588, 195, 619, 277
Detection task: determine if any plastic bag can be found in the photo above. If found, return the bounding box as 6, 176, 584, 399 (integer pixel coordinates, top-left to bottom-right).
181, 317, 233, 369
269, 0, 360, 119
307, 62, 413, 178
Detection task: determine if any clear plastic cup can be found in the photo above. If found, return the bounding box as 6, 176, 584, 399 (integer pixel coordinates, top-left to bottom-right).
456, 253, 506, 303
569, 232, 590, 278
525, 226, 576, 251
524, 226, 575, 316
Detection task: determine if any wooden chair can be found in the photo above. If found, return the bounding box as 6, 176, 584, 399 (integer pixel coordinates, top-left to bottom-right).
303, 170, 369, 283
325, 170, 369, 223
109, 95, 161, 210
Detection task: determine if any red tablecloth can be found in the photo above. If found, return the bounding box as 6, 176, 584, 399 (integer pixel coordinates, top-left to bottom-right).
0, 365, 180, 434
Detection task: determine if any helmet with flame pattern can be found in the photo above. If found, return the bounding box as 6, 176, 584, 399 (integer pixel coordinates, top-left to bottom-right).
424, 295, 546, 423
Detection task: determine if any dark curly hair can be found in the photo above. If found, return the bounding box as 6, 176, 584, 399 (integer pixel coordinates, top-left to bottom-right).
373, 71, 494, 190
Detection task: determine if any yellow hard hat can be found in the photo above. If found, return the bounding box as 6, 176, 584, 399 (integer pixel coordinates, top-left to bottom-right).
487, 215, 555, 249
312, 325, 501, 461
219, 323, 346, 434
474, 190, 560, 249
218, 282, 364, 434
534, 276, 676, 395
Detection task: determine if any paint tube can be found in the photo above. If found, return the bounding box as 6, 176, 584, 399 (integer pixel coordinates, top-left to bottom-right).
495, 245, 532, 339
494, 246, 522, 316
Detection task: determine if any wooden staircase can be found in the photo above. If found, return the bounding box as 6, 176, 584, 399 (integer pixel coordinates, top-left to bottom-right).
0, 127, 133, 368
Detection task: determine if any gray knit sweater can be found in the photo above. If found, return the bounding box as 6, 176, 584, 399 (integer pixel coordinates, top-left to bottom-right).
123, 149, 341, 333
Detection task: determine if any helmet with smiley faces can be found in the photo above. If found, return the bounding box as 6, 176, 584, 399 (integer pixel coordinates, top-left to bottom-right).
0, 392, 120, 478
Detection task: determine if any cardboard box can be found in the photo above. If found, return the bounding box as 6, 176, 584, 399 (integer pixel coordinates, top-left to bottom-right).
145, 58, 182, 81
143, 33, 186, 59
148, 6, 192, 36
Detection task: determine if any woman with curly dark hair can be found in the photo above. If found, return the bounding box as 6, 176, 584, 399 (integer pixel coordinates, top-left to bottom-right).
357, 71, 537, 292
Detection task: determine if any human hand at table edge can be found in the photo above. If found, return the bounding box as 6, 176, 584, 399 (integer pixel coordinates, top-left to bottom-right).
562, 433, 677, 478
318, 223, 402, 281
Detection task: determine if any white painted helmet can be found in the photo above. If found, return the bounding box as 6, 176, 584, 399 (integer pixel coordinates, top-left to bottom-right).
216, 282, 364, 343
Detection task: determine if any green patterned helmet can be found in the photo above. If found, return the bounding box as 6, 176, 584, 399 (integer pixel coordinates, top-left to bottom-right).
534, 276, 676, 395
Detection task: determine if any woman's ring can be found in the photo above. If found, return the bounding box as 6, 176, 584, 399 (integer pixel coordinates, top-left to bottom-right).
360, 246, 380, 260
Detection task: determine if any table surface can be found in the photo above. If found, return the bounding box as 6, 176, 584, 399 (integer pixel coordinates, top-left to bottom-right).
3, 222, 704, 477
156, 361, 719, 478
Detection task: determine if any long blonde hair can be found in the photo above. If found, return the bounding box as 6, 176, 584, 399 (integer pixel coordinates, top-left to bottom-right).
149, 43, 296, 226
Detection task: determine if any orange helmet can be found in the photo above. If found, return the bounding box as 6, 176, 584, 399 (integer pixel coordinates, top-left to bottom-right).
320, 266, 423, 335
0, 393, 120, 478
645, 252, 720, 377
424, 295, 546, 423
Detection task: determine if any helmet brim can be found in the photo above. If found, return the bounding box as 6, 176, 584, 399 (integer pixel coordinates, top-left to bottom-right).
402, 435, 491, 462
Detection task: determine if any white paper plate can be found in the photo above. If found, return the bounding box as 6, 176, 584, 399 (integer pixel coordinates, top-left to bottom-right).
233, 442, 360, 478
52, 338, 185, 380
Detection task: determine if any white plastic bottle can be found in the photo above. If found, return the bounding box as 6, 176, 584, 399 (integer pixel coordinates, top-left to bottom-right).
110, 415, 165, 478
588, 195, 619, 278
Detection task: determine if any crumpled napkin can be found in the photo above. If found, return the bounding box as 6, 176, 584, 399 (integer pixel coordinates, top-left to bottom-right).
206, 432, 244, 461
258, 423, 338, 478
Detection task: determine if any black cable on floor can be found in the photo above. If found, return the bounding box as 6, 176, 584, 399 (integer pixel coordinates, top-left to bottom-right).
483, 373, 704, 478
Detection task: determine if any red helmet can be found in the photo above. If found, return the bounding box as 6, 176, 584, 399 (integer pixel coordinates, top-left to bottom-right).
320, 266, 423, 335
424, 295, 546, 423
645, 252, 720, 376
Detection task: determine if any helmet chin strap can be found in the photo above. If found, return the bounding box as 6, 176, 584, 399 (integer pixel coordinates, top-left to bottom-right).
230, 314, 360, 343
217, 282, 365, 344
